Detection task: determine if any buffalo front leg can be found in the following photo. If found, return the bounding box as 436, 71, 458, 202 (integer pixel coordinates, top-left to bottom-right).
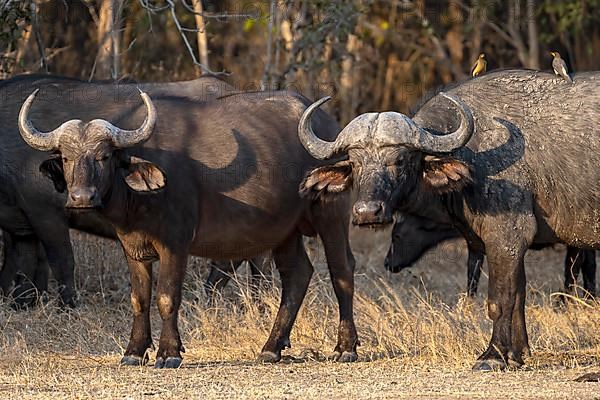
313, 197, 358, 362
473, 240, 529, 371
155, 251, 188, 369
511, 260, 530, 359
322, 235, 358, 362
466, 248, 484, 297
258, 233, 313, 363
121, 257, 153, 366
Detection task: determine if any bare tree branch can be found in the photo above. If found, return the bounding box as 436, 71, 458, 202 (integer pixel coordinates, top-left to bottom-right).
137, 0, 169, 13
455, 0, 538, 69
82, 0, 101, 27
165, 0, 228, 76
138, 0, 258, 21
179, 0, 259, 21
136, 0, 230, 75
413, 4, 464, 80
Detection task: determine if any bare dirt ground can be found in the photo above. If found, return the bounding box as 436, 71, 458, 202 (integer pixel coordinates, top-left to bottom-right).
1, 227, 599, 399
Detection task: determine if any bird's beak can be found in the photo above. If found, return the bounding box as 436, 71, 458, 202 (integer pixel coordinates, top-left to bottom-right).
550, 52, 555, 57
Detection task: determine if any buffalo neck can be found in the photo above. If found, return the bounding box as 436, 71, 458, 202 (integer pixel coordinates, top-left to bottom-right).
98, 172, 139, 231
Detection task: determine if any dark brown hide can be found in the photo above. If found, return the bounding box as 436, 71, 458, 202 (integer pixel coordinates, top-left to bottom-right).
0, 74, 236, 306
19, 89, 357, 369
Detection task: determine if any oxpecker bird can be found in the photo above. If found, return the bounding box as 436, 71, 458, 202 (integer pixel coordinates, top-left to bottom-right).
550, 51, 573, 83
471, 53, 487, 77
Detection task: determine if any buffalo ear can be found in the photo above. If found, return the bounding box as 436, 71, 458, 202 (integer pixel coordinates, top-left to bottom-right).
39, 155, 66, 193
122, 156, 166, 193
421, 155, 472, 194
299, 161, 353, 200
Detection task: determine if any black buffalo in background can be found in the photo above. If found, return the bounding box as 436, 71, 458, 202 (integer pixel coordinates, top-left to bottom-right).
385, 214, 596, 298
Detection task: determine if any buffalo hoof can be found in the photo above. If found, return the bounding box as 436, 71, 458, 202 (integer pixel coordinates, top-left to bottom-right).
521, 347, 532, 358
155, 357, 182, 369
60, 297, 78, 309
472, 358, 507, 371
58, 288, 78, 309
257, 351, 281, 363
334, 351, 358, 363
11, 297, 37, 311
120, 354, 148, 366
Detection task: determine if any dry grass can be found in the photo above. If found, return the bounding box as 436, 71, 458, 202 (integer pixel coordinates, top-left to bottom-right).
0, 227, 599, 399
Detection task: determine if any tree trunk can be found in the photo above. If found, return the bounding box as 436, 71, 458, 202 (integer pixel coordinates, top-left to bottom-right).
446, 0, 464, 66
96, 0, 122, 80
14, 13, 33, 74
261, 0, 276, 90
192, 0, 209, 75
507, 0, 529, 68
31, 0, 47, 73
382, 53, 398, 110
340, 34, 358, 125
526, 0, 539, 69
468, 1, 484, 67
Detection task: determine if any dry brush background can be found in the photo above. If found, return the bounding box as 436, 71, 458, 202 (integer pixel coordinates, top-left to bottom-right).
0, 228, 598, 399
1, 1, 600, 398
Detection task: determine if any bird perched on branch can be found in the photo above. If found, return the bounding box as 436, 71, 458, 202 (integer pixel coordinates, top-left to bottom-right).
471, 53, 487, 77
550, 51, 573, 83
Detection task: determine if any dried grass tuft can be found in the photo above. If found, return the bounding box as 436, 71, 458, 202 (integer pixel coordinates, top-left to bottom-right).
0, 229, 598, 398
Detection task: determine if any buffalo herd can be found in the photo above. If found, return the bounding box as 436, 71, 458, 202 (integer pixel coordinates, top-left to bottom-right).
0, 70, 597, 371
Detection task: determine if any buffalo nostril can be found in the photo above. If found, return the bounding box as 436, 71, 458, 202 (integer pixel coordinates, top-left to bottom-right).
354, 201, 384, 216
70, 189, 97, 205
372, 202, 383, 215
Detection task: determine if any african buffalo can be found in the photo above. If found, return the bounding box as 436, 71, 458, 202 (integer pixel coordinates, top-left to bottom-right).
385, 214, 596, 297
0, 74, 237, 307
18, 88, 356, 368
298, 69, 600, 370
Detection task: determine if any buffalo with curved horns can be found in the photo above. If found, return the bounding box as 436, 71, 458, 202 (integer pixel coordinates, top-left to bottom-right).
18, 88, 356, 368
298, 69, 600, 370
0, 74, 241, 307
